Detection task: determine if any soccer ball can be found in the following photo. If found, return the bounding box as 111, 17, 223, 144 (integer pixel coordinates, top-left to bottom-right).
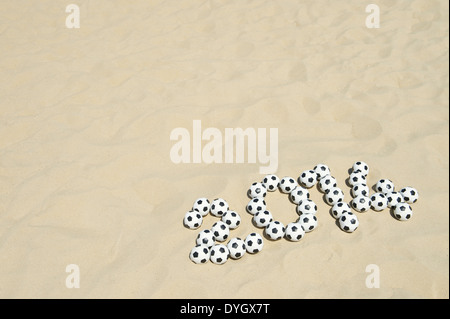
400, 186, 419, 204
210, 198, 229, 217
227, 237, 246, 260
265, 221, 285, 240
246, 197, 266, 215
296, 199, 318, 215
299, 170, 318, 188
352, 161, 369, 176
318, 175, 338, 193
297, 214, 318, 232
284, 223, 305, 241
196, 229, 216, 248
376, 179, 395, 194
393, 202, 413, 221
210, 244, 230, 265
253, 210, 273, 228
279, 176, 297, 193
189, 244, 211, 264
245, 233, 264, 254
314, 164, 331, 180
386, 191, 404, 208
221, 210, 241, 229
289, 186, 310, 205
192, 197, 210, 216
370, 193, 388, 211
338, 212, 359, 233
248, 182, 267, 199
331, 202, 352, 219
348, 171, 367, 186
262, 174, 280, 192
183, 210, 203, 229
324, 187, 345, 205
351, 183, 369, 198
351, 195, 372, 213
211, 221, 230, 242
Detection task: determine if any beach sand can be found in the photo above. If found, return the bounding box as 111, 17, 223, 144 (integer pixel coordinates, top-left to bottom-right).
0, 0, 448, 298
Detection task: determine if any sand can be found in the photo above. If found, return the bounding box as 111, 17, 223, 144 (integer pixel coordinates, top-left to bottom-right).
0, 0, 448, 299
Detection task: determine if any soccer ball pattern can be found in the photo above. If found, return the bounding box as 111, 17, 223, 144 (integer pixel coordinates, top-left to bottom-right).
393, 202, 413, 221
299, 170, 318, 188
289, 186, 310, 205
210, 244, 230, 265
370, 193, 388, 211
192, 197, 211, 216
352, 195, 371, 213
248, 182, 267, 199
339, 212, 359, 233
227, 237, 246, 259
279, 176, 297, 193
245, 233, 264, 254
265, 221, 285, 240
296, 199, 318, 215
376, 179, 395, 194
285, 223, 305, 241
318, 175, 338, 193
184, 210, 203, 229
186, 162, 419, 265
211, 221, 230, 242
253, 210, 273, 228
221, 210, 241, 229
190, 244, 211, 264
210, 198, 229, 217
400, 187, 419, 204
246, 197, 266, 215
262, 174, 280, 192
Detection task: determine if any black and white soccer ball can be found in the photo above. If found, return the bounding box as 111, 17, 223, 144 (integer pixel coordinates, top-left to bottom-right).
376, 179, 395, 194
192, 197, 210, 216
296, 199, 318, 215
262, 174, 280, 192
265, 221, 285, 240
351, 195, 372, 213
400, 186, 419, 204
348, 171, 367, 186
284, 223, 305, 242
210, 198, 229, 217
393, 202, 413, 221
221, 210, 241, 229
289, 186, 310, 205
227, 237, 246, 260
245, 233, 264, 254
253, 210, 273, 228
246, 197, 266, 215
351, 183, 370, 198
189, 244, 210, 264
331, 202, 352, 219
183, 210, 203, 229
299, 170, 318, 188
297, 214, 318, 233
370, 193, 388, 211
386, 191, 404, 208
338, 212, 359, 233
196, 229, 216, 248
210, 244, 230, 265
314, 164, 331, 180
279, 176, 297, 193
210, 221, 230, 242
352, 161, 369, 176
324, 187, 345, 206
248, 182, 267, 199
318, 174, 338, 193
